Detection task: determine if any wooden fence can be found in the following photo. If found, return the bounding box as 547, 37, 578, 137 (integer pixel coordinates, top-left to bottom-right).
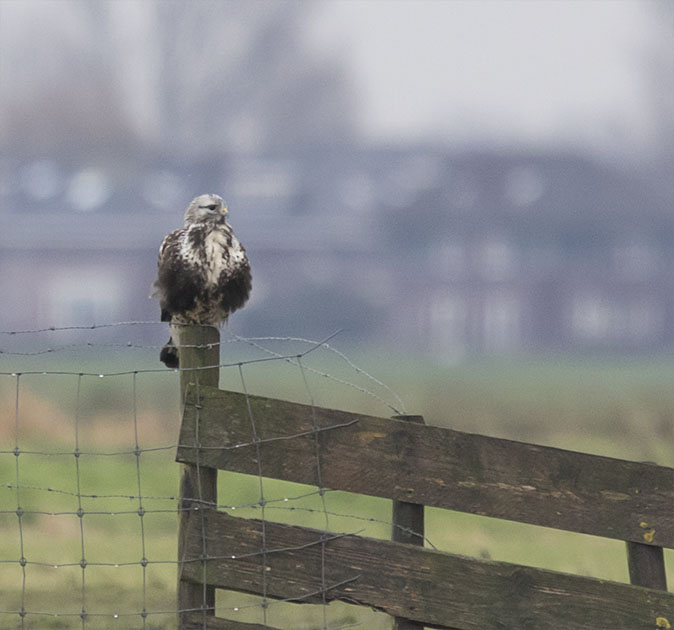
174, 327, 673, 630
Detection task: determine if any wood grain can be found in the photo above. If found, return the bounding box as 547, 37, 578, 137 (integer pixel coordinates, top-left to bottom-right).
177, 387, 674, 548
182, 510, 674, 630
177, 325, 220, 628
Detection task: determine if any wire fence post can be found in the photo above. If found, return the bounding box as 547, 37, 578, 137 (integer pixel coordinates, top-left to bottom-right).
177, 324, 219, 628
391, 414, 426, 630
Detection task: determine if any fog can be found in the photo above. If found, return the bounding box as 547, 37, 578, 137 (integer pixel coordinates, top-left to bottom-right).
1, 0, 673, 359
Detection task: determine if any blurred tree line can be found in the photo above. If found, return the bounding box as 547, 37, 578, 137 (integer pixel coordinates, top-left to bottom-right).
0, 0, 671, 203
0, 0, 355, 161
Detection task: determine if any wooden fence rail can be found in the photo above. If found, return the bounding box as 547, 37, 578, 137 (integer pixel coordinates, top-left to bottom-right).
176, 383, 674, 629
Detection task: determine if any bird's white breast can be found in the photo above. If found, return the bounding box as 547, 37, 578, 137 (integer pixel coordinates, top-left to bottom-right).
178, 231, 199, 266
203, 228, 245, 285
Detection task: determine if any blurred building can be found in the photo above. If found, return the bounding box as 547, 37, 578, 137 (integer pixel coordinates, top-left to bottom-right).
1, 146, 672, 358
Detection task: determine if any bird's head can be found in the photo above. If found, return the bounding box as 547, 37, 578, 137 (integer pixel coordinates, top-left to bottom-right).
184, 194, 228, 226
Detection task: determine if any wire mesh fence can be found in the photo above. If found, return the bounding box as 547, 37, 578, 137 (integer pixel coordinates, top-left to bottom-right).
0, 321, 418, 630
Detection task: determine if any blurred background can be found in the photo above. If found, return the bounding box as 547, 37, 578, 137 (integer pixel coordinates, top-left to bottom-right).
1, 2, 673, 627
1, 0, 673, 360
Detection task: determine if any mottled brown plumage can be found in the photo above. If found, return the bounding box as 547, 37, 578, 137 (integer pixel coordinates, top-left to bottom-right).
152, 194, 251, 367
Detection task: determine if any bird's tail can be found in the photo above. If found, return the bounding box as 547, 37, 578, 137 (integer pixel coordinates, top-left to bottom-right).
160, 337, 179, 368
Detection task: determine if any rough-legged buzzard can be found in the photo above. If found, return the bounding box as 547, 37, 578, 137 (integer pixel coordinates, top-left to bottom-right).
152, 194, 251, 367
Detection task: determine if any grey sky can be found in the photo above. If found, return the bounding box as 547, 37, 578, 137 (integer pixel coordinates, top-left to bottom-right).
309, 1, 663, 159
1, 0, 669, 162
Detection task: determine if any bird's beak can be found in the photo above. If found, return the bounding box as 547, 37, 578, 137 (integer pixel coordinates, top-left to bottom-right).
221, 205, 228, 216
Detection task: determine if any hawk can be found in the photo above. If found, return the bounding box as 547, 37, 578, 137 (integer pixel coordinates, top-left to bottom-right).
152, 194, 252, 368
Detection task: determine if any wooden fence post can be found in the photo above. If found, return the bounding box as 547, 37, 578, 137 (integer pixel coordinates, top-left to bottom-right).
177, 324, 220, 629
391, 414, 426, 630
626, 461, 668, 592
626, 542, 667, 590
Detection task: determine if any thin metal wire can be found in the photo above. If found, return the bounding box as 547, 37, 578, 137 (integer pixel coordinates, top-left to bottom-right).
234, 334, 407, 414
0, 574, 362, 624
0, 483, 317, 509
0, 330, 344, 378
0, 320, 162, 334
0, 444, 176, 456
238, 363, 270, 626
0, 417, 359, 458
13, 374, 26, 629
218, 530, 362, 561
1, 328, 407, 415
232, 333, 406, 415
0, 323, 415, 627
191, 373, 212, 628
264, 503, 437, 550
73, 374, 87, 628
0, 500, 434, 551
180, 418, 361, 452
0, 321, 343, 336
131, 371, 148, 628
0, 482, 178, 502
0, 340, 235, 356
222, 574, 361, 615
0, 332, 342, 354
297, 355, 331, 630
0, 529, 362, 571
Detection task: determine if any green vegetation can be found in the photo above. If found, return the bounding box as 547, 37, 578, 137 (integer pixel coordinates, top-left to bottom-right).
1, 354, 672, 628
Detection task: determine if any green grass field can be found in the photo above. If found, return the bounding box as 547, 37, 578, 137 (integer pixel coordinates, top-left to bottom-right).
1, 351, 673, 628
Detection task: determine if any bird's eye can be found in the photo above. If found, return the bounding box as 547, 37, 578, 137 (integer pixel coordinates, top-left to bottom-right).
200, 204, 218, 211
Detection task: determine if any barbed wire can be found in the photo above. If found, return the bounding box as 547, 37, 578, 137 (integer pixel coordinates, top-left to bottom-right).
0, 475, 435, 549
0, 324, 405, 415
1, 333, 355, 352
0, 321, 162, 335
231, 333, 407, 415
0, 321, 414, 629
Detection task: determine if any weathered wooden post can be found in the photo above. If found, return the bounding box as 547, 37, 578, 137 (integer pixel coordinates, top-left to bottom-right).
626, 542, 667, 590
626, 461, 668, 592
391, 414, 426, 630
176, 324, 220, 628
